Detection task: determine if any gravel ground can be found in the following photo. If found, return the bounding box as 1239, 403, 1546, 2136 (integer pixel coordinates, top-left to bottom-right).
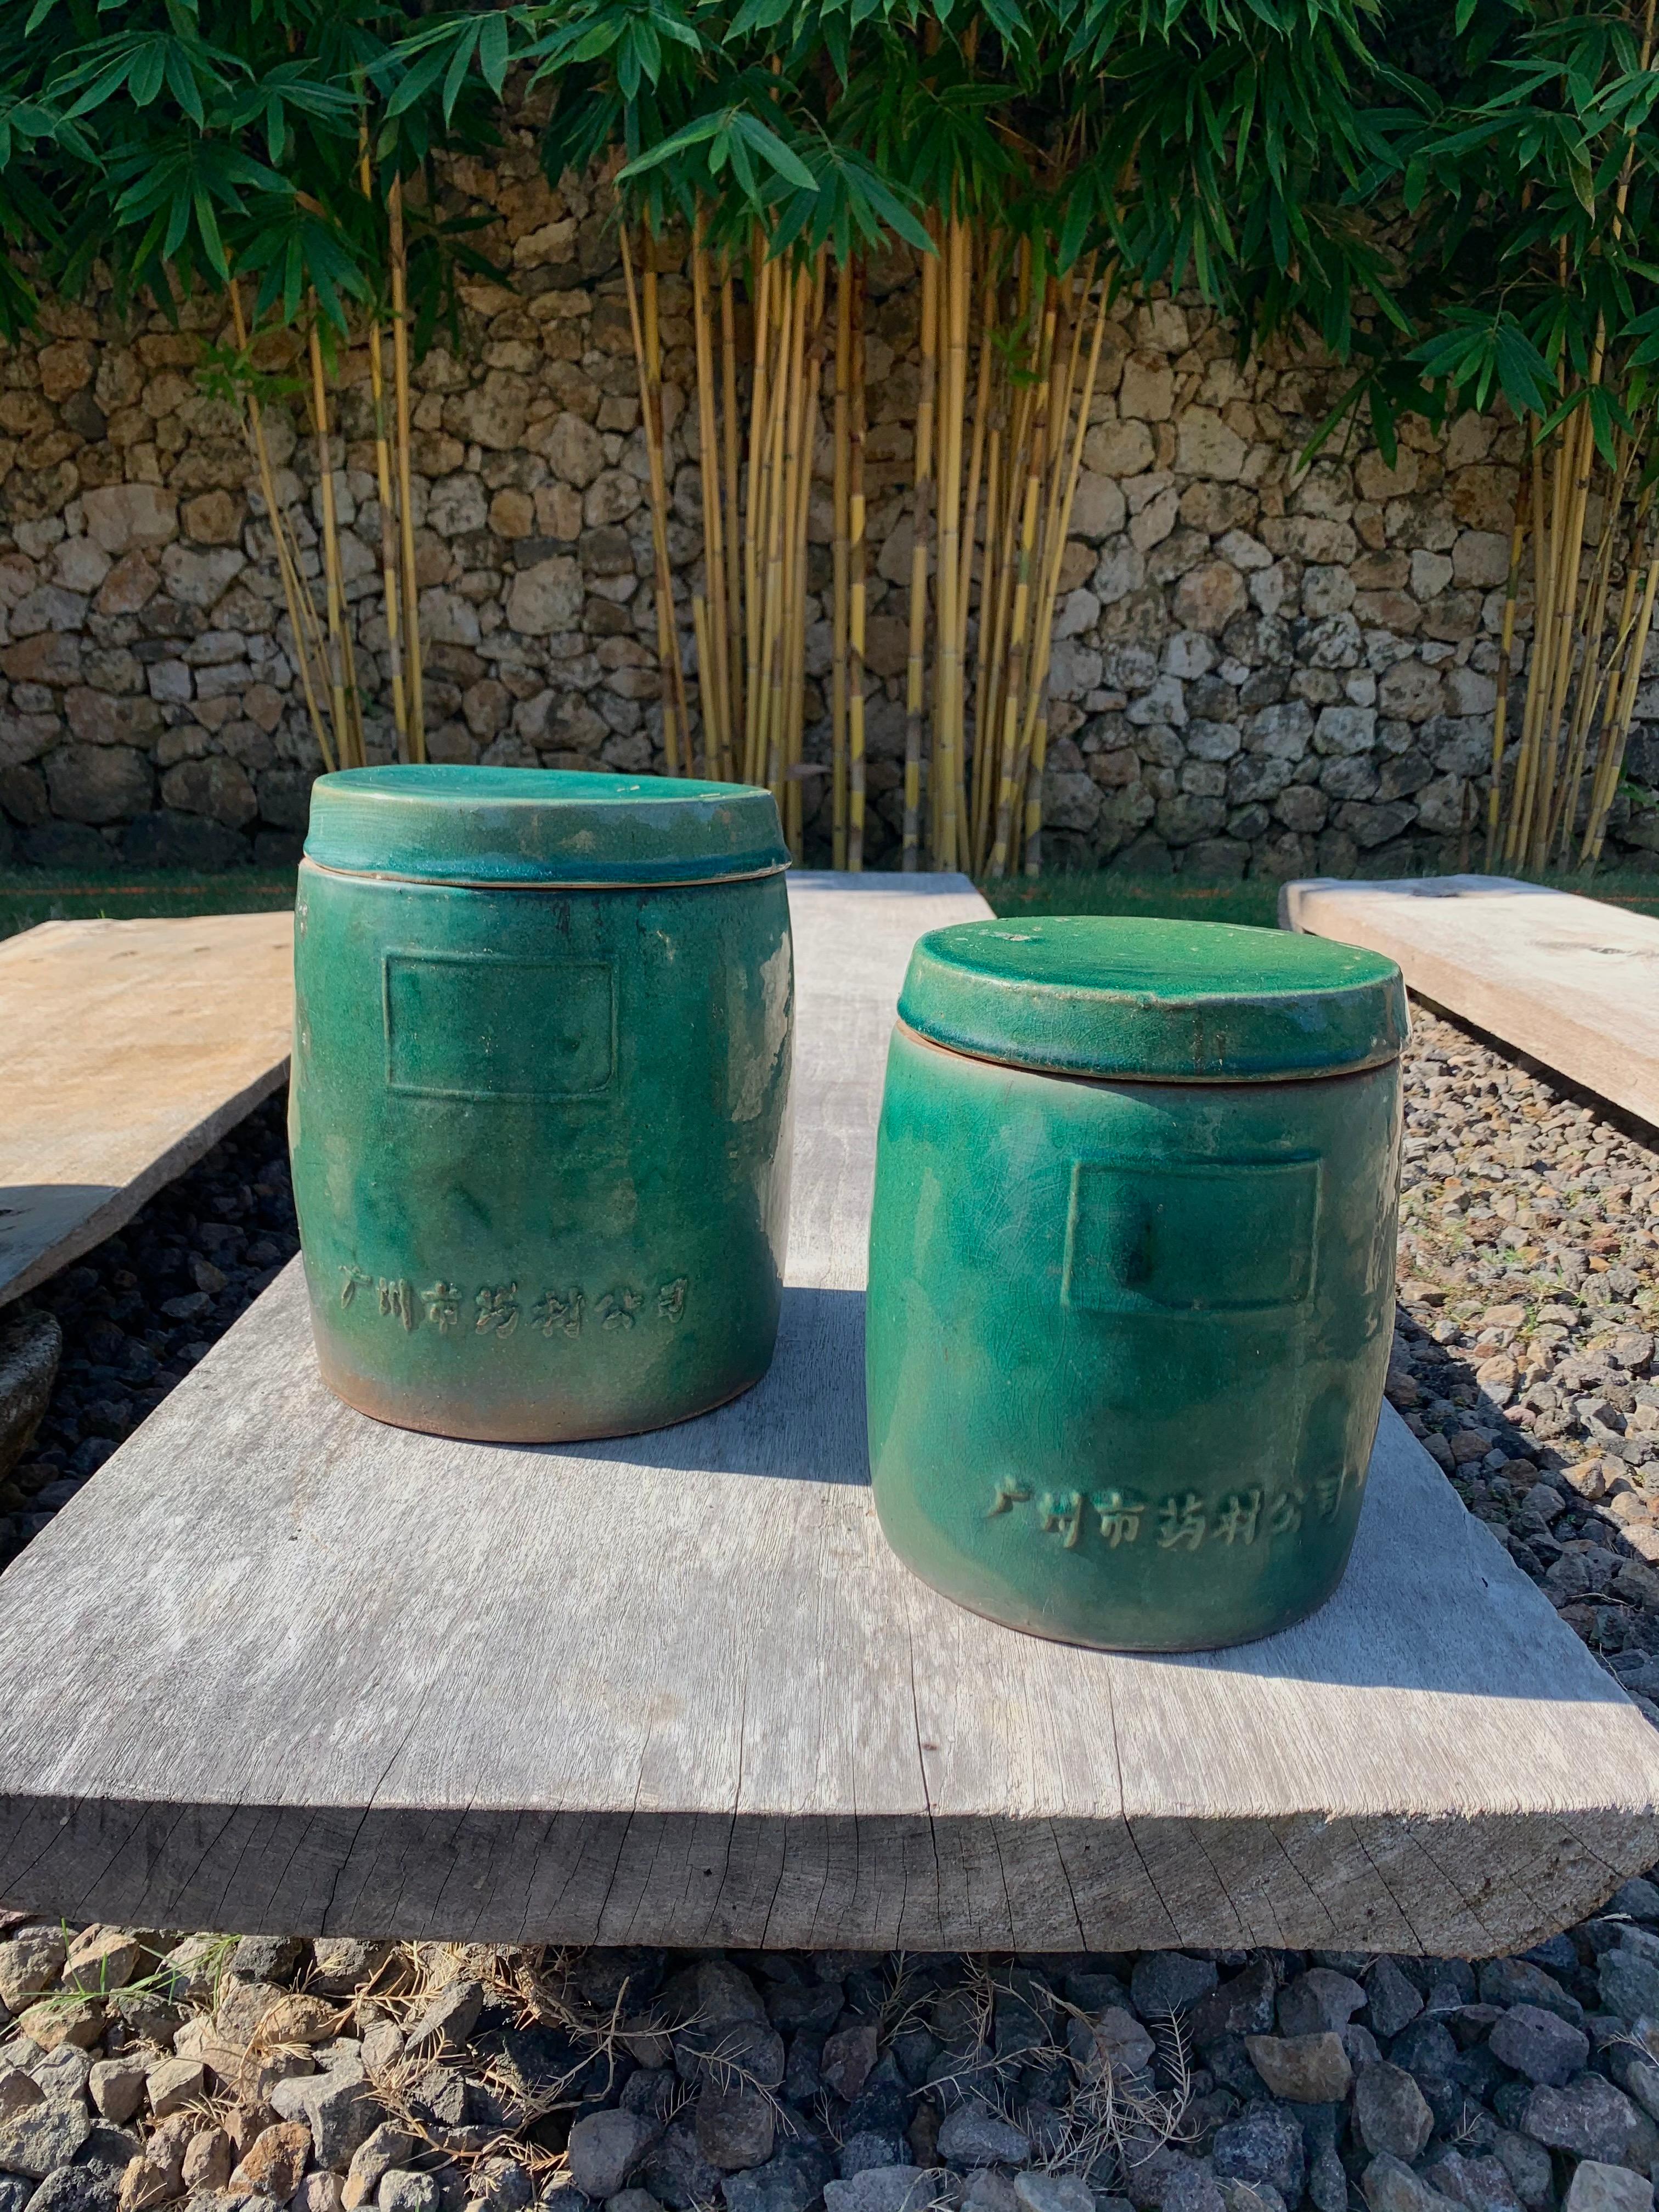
0, 1092, 298, 1567
5, 1005, 1659, 2212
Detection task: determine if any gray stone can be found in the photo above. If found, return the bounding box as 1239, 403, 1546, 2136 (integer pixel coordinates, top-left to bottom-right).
1190, 1962, 1277, 2046
934, 2103, 1029, 2168
0, 2176, 28, 2212
1363, 1962, 1423, 2039
1353, 2064, 1434, 2163
1609, 1879, 1659, 1923
82, 485, 178, 556
820, 2025, 879, 2104
1012, 2180, 1093, 2212
637, 2123, 725, 2212
1564, 2166, 1652, 2212
1600, 1946, 1659, 2024
835, 2138, 906, 2183
1487, 2004, 1589, 2086
822, 2175, 933, 2212
0, 2073, 42, 2123
1420, 2152, 1521, 2212
1489, 2134, 1550, 2211
1362, 2157, 1460, 2212
84, 2062, 143, 2126
406, 1980, 484, 2056
271, 2068, 382, 2171
227, 1937, 307, 1985
311, 1943, 394, 1996
1130, 1955, 1220, 2019
1276, 1972, 1365, 2038
21, 2170, 117, 2212
470, 2164, 532, 2212
343, 2125, 415, 2211
1211, 2106, 1305, 2204
0, 1937, 65, 2019
720, 2145, 833, 2212
1523, 2073, 1647, 2166
1243, 2035, 1351, 2104
1161, 2171, 1226, 2212
79, 2124, 142, 2177
703, 2088, 778, 2176
380, 2176, 441, 2212
0, 2096, 93, 2180
567, 2114, 660, 2200
1478, 1962, 1583, 2027
1608, 2040, 1659, 2124
1216, 2183, 1285, 2212
0, 1314, 61, 1484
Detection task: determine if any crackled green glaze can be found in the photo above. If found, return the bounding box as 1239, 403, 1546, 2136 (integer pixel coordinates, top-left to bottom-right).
866, 916, 1405, 1652
290, 767, 794, 1442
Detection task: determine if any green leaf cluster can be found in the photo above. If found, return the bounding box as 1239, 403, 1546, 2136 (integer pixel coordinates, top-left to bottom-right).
3, 0, 1658, 463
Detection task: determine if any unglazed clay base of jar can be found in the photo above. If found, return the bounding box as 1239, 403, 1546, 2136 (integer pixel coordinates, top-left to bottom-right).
865, 913, 1407, 1651
290, 765, 794, 1443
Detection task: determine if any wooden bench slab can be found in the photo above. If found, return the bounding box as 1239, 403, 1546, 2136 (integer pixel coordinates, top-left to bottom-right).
0, 912, 295, 1307
1280, 874, 1659, 1128
1, 873, 1655, 1955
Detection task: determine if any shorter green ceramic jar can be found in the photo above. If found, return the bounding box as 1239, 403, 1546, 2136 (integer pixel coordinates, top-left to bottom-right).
866, 916, 1407, 1651
291, 765, 793, 1443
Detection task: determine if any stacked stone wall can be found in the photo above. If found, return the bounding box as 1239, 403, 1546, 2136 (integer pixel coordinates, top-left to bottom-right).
2, 132, 1656, 876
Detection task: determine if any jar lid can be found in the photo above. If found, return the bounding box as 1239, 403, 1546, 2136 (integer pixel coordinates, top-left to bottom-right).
304, 765, 789, 887
898, 914, 1407, 1082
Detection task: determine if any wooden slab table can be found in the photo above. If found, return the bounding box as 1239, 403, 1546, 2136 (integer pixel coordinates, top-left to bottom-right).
1, 874, 1655, 1954
0, 912, 295, 1307
1280, 873, 1659, 1128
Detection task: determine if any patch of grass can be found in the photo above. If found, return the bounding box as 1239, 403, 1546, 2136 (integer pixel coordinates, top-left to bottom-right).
0, 867, 297, 942
1, 855, 1655, 944
981, 862, 1659, 924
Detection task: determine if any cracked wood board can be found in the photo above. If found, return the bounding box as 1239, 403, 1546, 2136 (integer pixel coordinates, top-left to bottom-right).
1280, 873, 1659, 1130
1, 873, 1656, 1954
0, 912, 295, 1307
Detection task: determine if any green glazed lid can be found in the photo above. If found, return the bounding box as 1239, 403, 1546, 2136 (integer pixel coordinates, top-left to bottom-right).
898, 914, 1407, 1082
304, 765, 789, 887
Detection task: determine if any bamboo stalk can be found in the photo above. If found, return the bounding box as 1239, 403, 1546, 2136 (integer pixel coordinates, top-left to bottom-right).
358, 130, 408, 763
691, 216, 732, 777
1485, 448, 1530, 869
643, 240, 694, 770
933, 214, 968, 871
831, 257, 852, 870
743, 235, 774, 788
307, 314, 357, 769
904, 232, 939, 870
620, 223, 687, 776
225, 281, 336, 775
387, 177, 424, 763
720, 253, 744, 769
848, 256, 867, 874
1586, 529, 1659, 861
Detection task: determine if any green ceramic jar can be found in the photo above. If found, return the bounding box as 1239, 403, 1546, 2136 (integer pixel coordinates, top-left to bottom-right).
291, 765, 793, 1442
866, 915, 1407, 1651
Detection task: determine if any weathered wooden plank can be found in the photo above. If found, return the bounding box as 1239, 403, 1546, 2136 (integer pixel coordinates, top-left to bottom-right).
1280, 873, 1659, 1127
0, 872, 1655, 1954
0, 911, 295, 1306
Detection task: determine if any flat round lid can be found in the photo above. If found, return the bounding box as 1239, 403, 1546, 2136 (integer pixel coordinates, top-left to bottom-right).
898, 914, 1407, 1081
304, 765, 789, 886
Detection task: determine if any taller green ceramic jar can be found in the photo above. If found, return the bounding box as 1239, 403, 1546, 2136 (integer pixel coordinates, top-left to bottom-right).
866, 916, 1407, 1651
291, 765, 793, 1442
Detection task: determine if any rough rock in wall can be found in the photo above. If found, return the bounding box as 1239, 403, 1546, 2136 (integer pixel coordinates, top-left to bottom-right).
1, 132, 1655, 876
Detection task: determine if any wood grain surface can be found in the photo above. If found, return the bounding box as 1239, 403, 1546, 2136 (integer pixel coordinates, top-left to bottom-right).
1280, 874, 1659, 1128
0, 873, 1654, 1953
0, 912, 295, 1307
